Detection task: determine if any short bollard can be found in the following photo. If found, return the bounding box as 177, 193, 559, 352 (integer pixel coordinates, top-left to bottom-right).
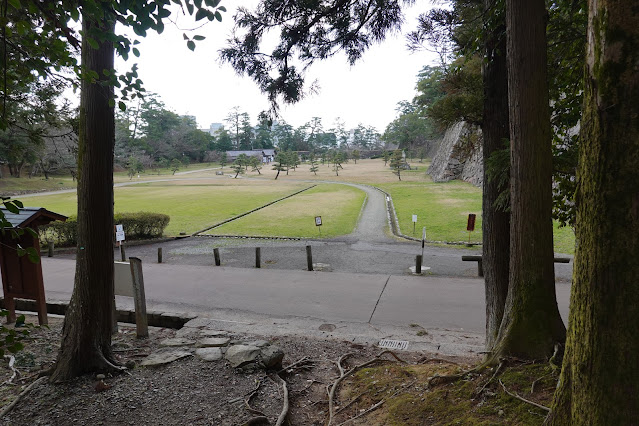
47, 241, 54, 258
306, 245, 313, 271
255, 247, 261, 268
213, 248, 221, 266
120, 244, 126, 262
416, 255, 422, 274
157, 247, 163, 263
129, 257, 149, 338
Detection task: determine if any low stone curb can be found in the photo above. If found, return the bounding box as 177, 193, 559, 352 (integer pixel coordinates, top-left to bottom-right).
0, 298, 195, 329
369, 185, 482, 246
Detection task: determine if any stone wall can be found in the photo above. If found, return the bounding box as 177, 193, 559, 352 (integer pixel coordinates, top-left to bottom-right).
427, 121, 483, 187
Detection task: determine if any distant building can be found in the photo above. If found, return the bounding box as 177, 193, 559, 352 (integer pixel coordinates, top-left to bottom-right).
257, 149, 276, 163
200, 123, 223, 136
226, 149, 278, 164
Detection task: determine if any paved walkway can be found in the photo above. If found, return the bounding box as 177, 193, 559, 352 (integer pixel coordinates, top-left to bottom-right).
41, 258, 571, 337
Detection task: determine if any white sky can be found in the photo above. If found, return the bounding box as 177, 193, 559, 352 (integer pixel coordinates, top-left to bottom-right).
114, 2, 439, 132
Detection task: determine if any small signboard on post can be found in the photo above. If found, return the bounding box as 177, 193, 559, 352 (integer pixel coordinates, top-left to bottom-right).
412, 214, 417, 235
315, 216, 322, 236
115, 224, 125, 243
467, 214, 476, 244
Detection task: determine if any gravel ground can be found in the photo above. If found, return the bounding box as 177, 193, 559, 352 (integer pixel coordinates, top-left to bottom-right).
0, 315, 476, 425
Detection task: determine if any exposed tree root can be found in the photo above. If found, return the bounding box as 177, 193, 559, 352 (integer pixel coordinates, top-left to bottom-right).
277, 356, 315, 375
418, 356, 461, 366
530, 372, 555, 394
0, 376, 47, 418
549, 343, 562, 371
335, 399, 385, 426
428, 363, 487, 387
326, 351, 403, 426
498, 379, 550, 412
273, 374, 289, 426
475, 361, 504, 397
335, 379, 417, 426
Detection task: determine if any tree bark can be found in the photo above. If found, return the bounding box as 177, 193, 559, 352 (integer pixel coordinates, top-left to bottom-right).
481, 0, 510, 351
50, 8, 118, 382
547, 1, 639, 422
490, 0, 565, 361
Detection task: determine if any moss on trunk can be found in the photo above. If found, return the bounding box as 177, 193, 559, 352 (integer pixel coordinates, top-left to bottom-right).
548, 1, 639, 422
481, 0, 510, 351
490, 0, 565, 362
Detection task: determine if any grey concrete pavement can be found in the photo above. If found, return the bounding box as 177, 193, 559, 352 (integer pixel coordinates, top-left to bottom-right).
40, 258, 571, 335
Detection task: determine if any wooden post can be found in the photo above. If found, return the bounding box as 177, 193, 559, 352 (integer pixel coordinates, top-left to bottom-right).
47, 241, 54, 258
120, 243, 126, 262
416, 255, 422, 274
214, 248, 221, 266
255, 247, 261, 268
306, 245, 313, 271
157, 247, 163, 263
129, 257, 148, 338
477, 259, 484, 277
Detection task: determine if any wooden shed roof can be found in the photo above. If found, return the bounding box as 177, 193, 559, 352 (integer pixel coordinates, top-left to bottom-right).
1, 207, 67, 229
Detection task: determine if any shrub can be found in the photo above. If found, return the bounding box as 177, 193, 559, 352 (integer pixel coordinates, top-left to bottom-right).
39, 212, 170, 247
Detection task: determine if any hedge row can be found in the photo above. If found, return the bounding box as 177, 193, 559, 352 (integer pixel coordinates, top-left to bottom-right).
39, 212, 170, 247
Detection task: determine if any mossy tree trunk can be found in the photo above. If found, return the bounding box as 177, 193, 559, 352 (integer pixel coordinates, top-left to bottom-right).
490, 0, 565, 361
481, 0, 511, 351
547, 1, 639, 422
50, 8, 119, 382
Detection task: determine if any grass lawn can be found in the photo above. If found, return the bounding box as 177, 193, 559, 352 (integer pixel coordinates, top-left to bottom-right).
0, 176, 76, 194
20, 179, 309, 235
378, 180, 483, 244
207, 184, 366, 238
378, 176, 576, 255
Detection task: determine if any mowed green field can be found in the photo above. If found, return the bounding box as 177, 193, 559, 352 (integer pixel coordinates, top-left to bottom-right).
21, 179, 311, 235
207, 184, 366, 238
379, 180, 483, 243
379, 178, 575, 254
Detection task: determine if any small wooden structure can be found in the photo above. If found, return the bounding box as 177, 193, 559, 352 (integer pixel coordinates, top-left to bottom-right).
0, 207, 67, 325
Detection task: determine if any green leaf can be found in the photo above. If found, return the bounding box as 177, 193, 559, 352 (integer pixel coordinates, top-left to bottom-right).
118, 101, 127, 111
195, 9, 206, 21
24, 227, 37, 238
4, 202, 19, 214
183, 33, 189, 41
193, 35, 205, 41
13, 200, 23, 208
26, 247, 40, 264
7, 0, 20, 9
214, 11, 222, 22
132, 48, 140, 57
15, 315, 25, 327
8, 342, 24, 353
186, 1, 194, 15
217, 6, 226, 12
15, 20, 28, 35
70, 8, 79, 22
157, 7, 171, 19
187, 40, 195, 51
87, 37, 99, 49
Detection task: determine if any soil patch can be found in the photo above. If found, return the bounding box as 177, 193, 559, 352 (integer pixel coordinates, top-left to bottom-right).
0, 315, 477, 425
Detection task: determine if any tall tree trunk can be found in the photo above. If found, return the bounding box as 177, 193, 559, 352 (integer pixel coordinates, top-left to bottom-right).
50, 8, 118, 382
481, 0, 510, 351
490, 0, 565, 361
547, 1, 639, 422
